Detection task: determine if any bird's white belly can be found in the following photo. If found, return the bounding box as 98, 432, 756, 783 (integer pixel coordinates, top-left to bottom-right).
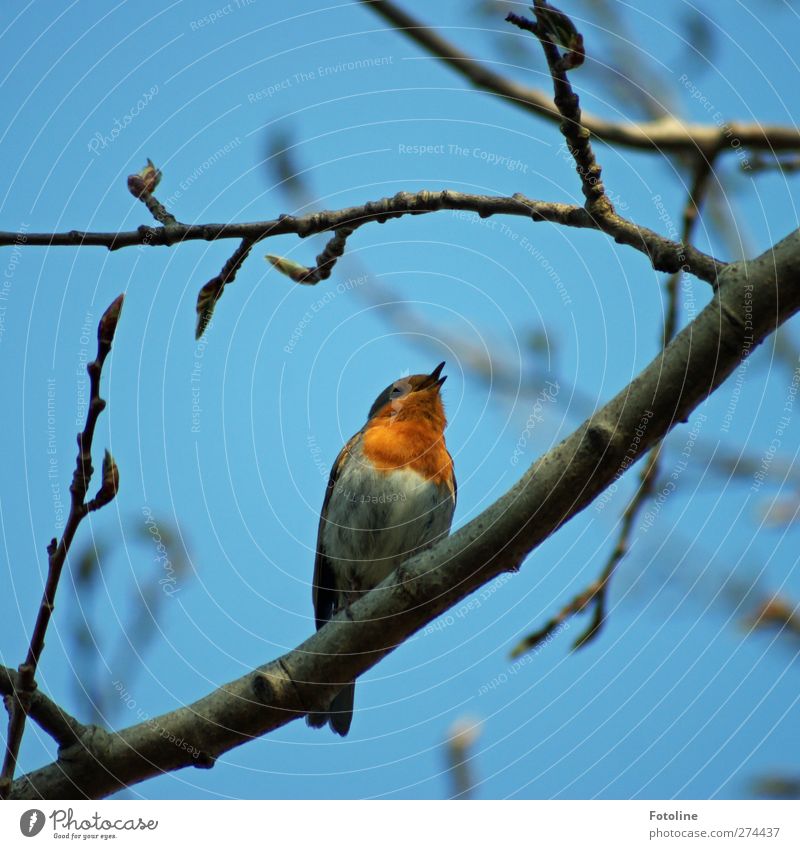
321, 462, 451, 596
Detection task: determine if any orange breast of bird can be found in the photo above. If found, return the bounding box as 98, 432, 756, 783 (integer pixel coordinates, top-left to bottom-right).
361, 416, 454, 494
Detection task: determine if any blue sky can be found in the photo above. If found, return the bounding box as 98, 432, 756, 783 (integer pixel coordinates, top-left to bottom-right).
1, 0, 800, 799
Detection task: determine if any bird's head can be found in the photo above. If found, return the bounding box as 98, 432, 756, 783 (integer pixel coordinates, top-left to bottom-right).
367, 362, 448, 425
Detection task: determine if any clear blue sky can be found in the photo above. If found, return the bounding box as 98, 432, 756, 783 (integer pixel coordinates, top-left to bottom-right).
1, 0, 799, 799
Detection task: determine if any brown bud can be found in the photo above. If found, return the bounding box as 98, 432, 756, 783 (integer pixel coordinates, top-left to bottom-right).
127, 158, 162, 198
98, 294, 125, 347
195, 278, 223, 340
265, 254, 313, 284
89, 450, 119, 510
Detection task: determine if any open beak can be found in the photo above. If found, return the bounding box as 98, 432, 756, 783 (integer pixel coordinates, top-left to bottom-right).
422, 361, 447, 390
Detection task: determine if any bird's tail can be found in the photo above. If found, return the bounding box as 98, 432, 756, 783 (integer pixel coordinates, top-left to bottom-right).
306, 682, 355, 737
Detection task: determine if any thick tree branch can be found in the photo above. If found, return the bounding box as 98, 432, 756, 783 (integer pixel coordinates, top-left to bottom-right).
0, 190, 725, 284
361, 0, 800, 156
9, 228, 800, 800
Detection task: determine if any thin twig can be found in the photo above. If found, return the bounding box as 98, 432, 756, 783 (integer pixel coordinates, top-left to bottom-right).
127, 159, 180, 226
303, 225, 355, 283
360, 0, 800, 155
0, 189, 725, 285
662, 157, 716, 344
265, 225, 354, 286
508, 4, 609, 217
444, 716, 482, 800
511, 155, 717, 657
0, 665, 86, 749
195, 237, 255, 339
746, 153, 800, 174
0, 295, 124, 798
506, 2, 719, 291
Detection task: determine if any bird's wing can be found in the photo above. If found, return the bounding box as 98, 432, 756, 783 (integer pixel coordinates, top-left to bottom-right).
443, 452, 457, 532
450, 451, 457, 509
312, 430, 361, 630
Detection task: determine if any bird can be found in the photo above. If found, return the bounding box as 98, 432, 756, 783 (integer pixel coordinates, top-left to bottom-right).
307, 362, 456, 736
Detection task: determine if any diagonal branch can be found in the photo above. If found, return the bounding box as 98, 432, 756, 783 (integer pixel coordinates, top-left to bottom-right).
9, 228, 800, 800
0, 295, 124, 799
361, 0, 800, 155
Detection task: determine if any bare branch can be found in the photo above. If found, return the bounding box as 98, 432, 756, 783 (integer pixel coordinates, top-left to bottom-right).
0, 666, 86, 750
747, 153, 800, 174
0, 295, 124, 799
266, 225, 355, 286
507, 4, 609, 219
127, 159, 180, 227
512, 153, 718, 656
445, 716, 482, 800
195, 237, 255, 339
361, 0, 800, 156
0, 189, 725, 284
9, 228, 800, 800
506, 2, 723, 296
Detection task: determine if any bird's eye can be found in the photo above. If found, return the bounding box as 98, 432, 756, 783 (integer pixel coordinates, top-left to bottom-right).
390, 385, 404, 398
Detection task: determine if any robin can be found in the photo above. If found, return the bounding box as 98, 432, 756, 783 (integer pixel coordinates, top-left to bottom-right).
307, 362, 456, 736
